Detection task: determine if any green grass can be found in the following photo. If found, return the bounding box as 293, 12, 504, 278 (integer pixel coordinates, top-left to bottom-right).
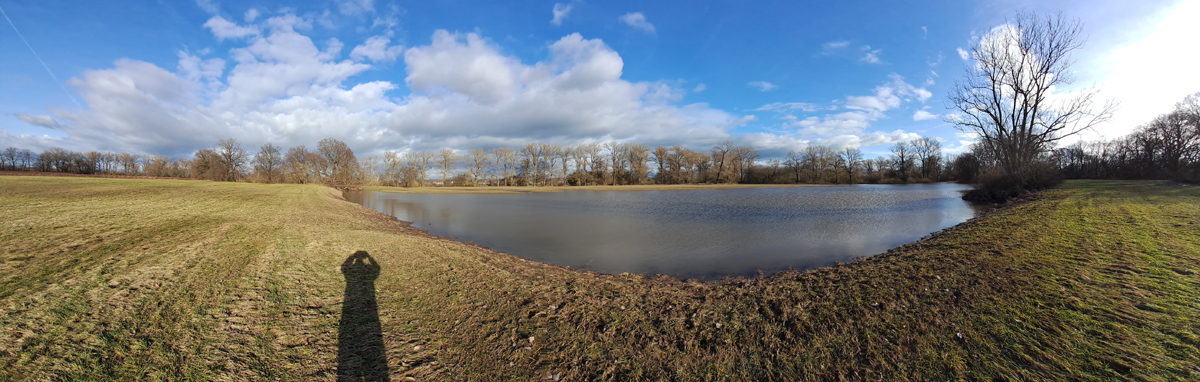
0, 176, 1196, 380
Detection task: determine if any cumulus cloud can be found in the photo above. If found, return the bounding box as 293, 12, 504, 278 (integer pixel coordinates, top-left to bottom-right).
618, 12, 656, 34
748, 81, 777, 92
551, 3, 572, 26
8, 12, 943, 160
912, 110, 938, 121
13, 17, 762, 157
245, 8, 260, 22
350, 35, 403, 62
15, 113, 61, 129
203, 16, 259, 40
693, 83, 706, 92
845, 74, 931, 114
957, 47, 970, 61
774, 75, 929, 147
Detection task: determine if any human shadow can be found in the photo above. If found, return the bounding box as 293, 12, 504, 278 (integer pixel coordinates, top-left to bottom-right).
337, 251, 389, 381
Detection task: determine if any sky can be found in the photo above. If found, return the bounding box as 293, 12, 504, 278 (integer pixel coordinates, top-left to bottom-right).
1, 0, 1198, 160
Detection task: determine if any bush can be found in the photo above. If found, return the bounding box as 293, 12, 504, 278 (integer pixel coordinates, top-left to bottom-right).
964, 161, 1063, 202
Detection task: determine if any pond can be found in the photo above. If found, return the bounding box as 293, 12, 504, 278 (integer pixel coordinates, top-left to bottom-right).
343, 183, 986, 279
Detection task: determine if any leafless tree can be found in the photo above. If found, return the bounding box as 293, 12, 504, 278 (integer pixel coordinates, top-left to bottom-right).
490, 147, 516, 186
465, 148, 488, 186
318, 138, 359, 189
253, 143, 283, 183
840, 147, 863, 184
212, 138, 248, 181
284, 145, 315, 184
438, 148, 458, 186
890, 142, 914, 182
911, 137, 942, 180
946, 11, 1115, 188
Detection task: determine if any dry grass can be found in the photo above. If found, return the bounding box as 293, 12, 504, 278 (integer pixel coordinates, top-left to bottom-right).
0, 176, 1196, 380
364, 183, 819, 194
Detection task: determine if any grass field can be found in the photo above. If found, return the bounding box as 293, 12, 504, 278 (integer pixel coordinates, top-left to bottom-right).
364, 183, 819, 194
0, 176, 1197, 380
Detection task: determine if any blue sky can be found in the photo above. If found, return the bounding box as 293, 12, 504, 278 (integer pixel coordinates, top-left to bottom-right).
2, 0, 1197, 159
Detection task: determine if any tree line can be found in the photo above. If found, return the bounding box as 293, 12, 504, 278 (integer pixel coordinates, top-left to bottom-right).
1052, 93, 1199, 182
3, 134, 964, 188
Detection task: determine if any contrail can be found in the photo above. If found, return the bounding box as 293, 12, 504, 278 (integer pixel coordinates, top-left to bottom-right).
0, 3, 82, 108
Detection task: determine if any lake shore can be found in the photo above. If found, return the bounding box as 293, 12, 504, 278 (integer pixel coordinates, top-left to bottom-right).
364, 183, 823, 194
1, 176, 1196, 380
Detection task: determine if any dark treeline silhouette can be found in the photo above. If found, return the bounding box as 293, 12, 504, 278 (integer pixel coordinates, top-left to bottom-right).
1052, 93, 1200, 182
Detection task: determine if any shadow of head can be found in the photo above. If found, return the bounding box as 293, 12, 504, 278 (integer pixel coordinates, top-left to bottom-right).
338, 251, 389, 380
342, 251, 380, 280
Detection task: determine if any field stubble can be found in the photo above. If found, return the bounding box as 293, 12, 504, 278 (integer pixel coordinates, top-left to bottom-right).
0, 177, 1196, 380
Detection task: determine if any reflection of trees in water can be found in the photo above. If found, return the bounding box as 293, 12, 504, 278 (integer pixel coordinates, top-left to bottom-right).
338, 251, 389, 381
384, 199, 428, 222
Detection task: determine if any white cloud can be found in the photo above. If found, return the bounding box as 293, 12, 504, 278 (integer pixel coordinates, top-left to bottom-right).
822, 40, 850, 53
15, 113, 61, 129
693, 83, 706, 92
913, 110, 938, 121
956, 47, 970, 61
203, 16, 259, 40
195, 0, 218, 14
780, 75, 930, 147
338, 0, 375, 16
17, 22, 763, 157
618, 12, 656, 34
245, 8, 260, 22
922, 26, 928, 38
748, 81, 777, 92
860, 48, 882, 64
176, 51, 225, 83
755, 102, 818, 112
551, 3, 572, 26
350, 35, 404, 62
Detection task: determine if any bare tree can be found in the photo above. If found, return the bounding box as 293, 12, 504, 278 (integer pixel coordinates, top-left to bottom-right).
438, 148, 458, 186
284, 146, 314, 184
465, 148, 488, 186
490, 147, 516, 186
318, 138, 359, 189
840, 147, 863, 184
214, 138, 248, 181
911, 137, 942, 181
890, 142, 914, 182
253, 143, 283, 183
946, 11, 1115, 188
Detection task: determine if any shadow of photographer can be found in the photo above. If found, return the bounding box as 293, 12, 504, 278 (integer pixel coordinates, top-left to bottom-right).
337, 251, 389, 381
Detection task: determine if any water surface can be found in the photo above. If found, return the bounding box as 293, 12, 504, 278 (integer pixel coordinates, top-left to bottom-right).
344, 184, 983, 279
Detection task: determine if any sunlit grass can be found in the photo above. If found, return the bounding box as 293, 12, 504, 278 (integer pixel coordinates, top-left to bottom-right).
1, 176, 1196, 380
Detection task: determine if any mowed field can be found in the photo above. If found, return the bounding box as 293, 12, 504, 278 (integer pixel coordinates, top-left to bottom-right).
0, 176, 1197, 380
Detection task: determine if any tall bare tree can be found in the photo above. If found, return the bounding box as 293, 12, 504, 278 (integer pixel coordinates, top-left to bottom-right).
438, 149, 458, 186
318, 138, 359, 189
465, 148, 488, 186
946, 11, 1115, 188
253, 143, 283, 183
214, 138, 248, 181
